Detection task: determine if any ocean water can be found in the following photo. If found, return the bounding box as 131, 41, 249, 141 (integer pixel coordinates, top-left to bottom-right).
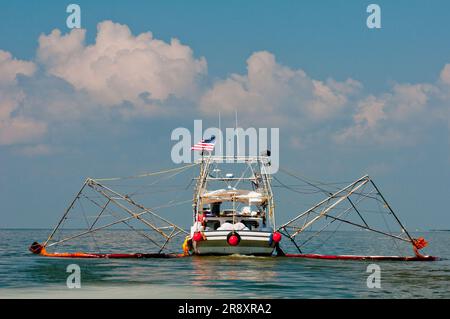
0, 229, 449, 299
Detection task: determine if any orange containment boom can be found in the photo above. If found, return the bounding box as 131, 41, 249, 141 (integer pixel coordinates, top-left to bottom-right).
283, 253, 439, 261
29, 242, 184, 259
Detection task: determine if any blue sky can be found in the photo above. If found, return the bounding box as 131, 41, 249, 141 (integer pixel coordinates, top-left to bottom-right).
0, 0, 448, 229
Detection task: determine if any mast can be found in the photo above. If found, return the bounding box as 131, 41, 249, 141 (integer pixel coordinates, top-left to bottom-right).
192, 151, 212, 222
259, 156, 275, 228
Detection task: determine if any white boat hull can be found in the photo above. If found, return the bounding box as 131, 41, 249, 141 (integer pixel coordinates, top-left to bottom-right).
192, 230, 276, 256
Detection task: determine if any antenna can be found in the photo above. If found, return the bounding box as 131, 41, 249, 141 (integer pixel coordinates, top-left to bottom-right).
218, 111, 221, 157
235, 109, 239, 157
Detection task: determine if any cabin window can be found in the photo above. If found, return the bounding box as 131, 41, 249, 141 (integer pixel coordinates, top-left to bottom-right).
205, 220, 220, 230
210, 202, 221, 216
241, 220, 259, 230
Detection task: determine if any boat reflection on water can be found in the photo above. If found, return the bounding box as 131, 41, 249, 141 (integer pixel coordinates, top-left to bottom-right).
190, 255, 278, 290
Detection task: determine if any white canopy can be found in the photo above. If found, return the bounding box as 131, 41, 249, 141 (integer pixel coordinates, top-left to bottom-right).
201, 189, 267, 205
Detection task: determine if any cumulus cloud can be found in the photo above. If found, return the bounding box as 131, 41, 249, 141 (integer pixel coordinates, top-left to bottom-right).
37, 21, 207, 109
0, 116, 47, 146
440, 64, 450, 85
0, 50, 35, 84
199, 50, 448, 147
200, 51, 361, 124
1, 21, 208, 150
335, 80, 447, 145
0, 50, 47, 146
0, 20, 448, 153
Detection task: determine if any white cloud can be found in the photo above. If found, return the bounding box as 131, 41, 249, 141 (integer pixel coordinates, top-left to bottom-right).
1, 21, 208, 149
37, 21, 207, 108
0, 51, 47, 146
354, 95, 386, 129
440, 64, 450, 85
0, 21, 448, 152
335, 81, 447, 145
200, 51, 447, 147
0, 50, 35, 85
200, 51, 361, 123
0, 117, 47, 146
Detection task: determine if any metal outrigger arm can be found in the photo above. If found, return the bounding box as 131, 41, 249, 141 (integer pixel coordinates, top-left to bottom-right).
276, 175, 436, 260
31, 175, 189, 258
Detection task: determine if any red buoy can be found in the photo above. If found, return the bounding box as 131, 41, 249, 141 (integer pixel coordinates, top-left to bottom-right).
192, 232, 203, 242
272, 232, 282, 243
228, 234, 239, 246
29, 242, 44, 254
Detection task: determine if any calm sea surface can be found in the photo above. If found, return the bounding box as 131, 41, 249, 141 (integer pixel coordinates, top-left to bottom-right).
0, 229, 449, 298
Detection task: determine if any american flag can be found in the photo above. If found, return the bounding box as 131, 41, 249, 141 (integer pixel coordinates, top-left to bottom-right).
191, 135, 216, 152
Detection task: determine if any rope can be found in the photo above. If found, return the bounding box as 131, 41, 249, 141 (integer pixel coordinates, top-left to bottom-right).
278, 167, 384, 202
127, 163, 196, 197
272, 174, 325, 195
376, 195, 402, 253
79, 199, 101, 253
92, 163, 199, 182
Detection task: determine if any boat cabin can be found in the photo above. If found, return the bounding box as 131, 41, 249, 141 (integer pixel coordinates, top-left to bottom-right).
197, 188, 270, 232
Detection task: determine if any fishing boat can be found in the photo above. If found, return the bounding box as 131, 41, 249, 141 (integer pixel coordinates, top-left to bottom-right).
29, 144, 438, 261
189, 155, 280, 256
